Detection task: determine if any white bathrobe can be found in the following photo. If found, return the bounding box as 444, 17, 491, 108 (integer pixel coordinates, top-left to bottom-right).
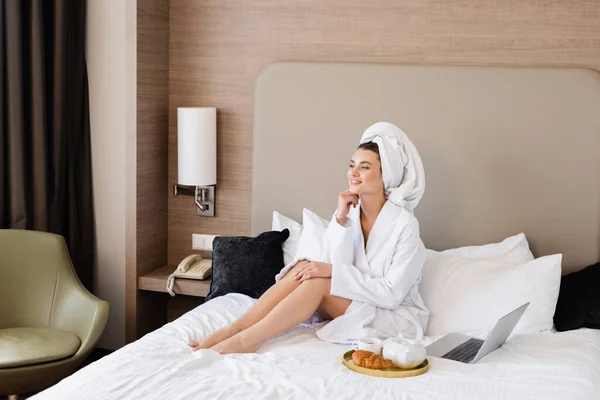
277, 200, 428, 344
316, 200, 428, 343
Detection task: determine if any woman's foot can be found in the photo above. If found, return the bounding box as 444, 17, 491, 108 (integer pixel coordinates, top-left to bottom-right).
189, 325, 238, 351
210, 332, 255, 354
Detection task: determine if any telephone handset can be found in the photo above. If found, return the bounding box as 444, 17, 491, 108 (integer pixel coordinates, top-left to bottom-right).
166, 254, 212, 296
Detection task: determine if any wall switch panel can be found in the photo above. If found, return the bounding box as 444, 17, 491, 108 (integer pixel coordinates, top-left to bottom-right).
192, 234, 218, 251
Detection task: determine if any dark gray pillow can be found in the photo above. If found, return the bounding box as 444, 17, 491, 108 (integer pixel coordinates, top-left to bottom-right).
206, 229, 290, 301
553, 262, 600, 331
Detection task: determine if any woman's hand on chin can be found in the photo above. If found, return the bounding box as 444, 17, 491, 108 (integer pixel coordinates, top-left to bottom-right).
293, 261, 333, 282
336, 190, 358, 225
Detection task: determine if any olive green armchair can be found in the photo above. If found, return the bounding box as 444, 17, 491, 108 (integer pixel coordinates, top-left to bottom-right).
0, 229, 109, 397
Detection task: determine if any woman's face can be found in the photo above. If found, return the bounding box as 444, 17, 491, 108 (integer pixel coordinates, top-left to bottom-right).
347, 149, 384, 196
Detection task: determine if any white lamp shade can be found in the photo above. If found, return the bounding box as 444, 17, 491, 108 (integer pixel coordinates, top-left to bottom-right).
177, 107, 217, 186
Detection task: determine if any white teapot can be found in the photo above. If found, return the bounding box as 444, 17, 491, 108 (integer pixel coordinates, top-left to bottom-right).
382, 334, 427, 369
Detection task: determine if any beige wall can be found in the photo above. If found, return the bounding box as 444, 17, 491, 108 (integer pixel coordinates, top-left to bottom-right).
167, 0, 600, 265
87, 0, 137, 350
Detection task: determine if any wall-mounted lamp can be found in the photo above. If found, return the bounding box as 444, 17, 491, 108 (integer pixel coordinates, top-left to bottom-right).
173, 107, 217, 217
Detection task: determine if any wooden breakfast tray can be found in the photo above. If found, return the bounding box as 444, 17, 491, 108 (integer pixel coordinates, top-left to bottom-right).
342, 350, 429, 378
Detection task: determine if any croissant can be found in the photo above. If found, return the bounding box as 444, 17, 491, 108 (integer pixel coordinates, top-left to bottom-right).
352, 350, 394, 370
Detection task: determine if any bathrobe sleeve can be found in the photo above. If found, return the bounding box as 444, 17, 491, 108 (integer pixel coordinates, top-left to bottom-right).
322, 215, 354, 266
326, 216, 425, 309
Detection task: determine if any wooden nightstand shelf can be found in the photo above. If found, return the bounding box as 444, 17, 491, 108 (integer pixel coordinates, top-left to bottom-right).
136, 266, 211, 327
138, 265, 212, 297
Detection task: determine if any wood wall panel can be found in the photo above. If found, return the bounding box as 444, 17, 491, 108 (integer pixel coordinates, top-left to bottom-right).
127, 0, 170, 342
168, 0, 600, 265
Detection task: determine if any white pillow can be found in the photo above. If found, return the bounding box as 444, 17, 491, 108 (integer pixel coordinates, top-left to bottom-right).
440, 233, 534, 264
294, 208, 330, 262
421, 251, 562, 339
272, 211, 303, 267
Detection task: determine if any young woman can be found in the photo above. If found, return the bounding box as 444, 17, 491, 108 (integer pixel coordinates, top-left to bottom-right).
190, 122, 428, 354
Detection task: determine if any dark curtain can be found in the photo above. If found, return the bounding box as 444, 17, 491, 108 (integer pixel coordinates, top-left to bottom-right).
0, 0, 94, 291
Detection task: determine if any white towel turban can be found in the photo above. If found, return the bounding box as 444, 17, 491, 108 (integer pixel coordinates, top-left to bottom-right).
359, 122, 425, 211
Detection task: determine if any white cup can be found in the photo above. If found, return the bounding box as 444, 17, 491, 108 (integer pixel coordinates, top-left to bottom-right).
355, 337, 383, 354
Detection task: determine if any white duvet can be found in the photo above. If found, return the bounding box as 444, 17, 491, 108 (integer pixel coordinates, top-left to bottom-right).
35, 294, 600, 400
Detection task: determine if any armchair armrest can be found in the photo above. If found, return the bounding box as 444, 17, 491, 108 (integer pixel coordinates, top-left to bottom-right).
49, 256, 110, 360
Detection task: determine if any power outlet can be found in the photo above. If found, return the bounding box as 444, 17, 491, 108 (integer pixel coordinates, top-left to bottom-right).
192, 234, 217, 251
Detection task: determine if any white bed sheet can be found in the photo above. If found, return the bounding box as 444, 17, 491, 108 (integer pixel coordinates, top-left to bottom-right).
34, 294, 600, 400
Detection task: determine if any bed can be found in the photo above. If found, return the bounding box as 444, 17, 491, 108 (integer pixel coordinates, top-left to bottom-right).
35, 294, 600, 399
34, 62, 600, 399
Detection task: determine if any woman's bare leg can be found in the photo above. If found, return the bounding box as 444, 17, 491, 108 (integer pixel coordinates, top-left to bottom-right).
211, 277, 351, 354
190, 261, 309, 350
317, 291, 353, 321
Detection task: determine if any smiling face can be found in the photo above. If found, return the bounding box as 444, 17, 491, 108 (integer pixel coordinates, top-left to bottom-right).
347, 147, 384, 197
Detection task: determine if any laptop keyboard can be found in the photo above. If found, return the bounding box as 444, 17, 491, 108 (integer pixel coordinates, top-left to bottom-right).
442, 338, 485, 363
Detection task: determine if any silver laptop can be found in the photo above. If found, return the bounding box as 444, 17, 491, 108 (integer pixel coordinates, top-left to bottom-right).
426, 302, 529, 364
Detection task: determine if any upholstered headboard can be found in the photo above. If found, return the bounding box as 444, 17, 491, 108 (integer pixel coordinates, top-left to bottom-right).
251, 62, 600, 273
